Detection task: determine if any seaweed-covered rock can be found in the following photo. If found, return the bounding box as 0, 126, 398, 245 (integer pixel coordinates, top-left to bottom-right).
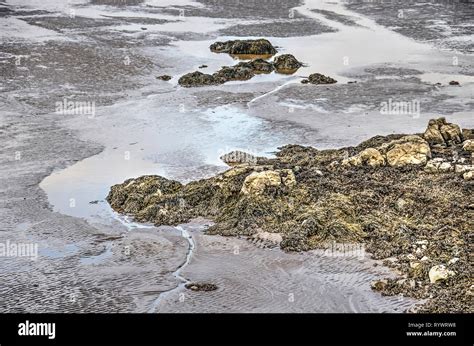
107, 118, 473, 313
210, 39, 277, 56
178, 71, 218, 87
304, 73, 337, 84
242, 59, 275, 73
213, 64, 255, 83
178, 59, 277, 87
272, 54, 302, 73
185, 282, 218, 291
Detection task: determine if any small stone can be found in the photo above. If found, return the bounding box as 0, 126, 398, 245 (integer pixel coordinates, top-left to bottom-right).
395, 198, 407, 211
371, 279, 388, 291
448, 257, 459, 265
462, 140, 474, 152
455, 164, 474, 173
185, 282, 218, 291
463, 171, 473, 180
429, 265, 455, 284
157, 75, 172, 81
449, 80, 460, 85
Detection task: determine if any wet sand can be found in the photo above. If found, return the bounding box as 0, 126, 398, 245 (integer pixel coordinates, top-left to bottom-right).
1, 0, 472, 312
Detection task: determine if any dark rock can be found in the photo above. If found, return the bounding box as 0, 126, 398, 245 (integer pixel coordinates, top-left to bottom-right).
273, 54, 302, 73
449, 80, 460, 85
307, 73, 337, 85
198, 64, 208, 69
185, 282, 218, 292
210, 39, 277, 56
212, 65, 255, 83
178, 71, 218, 87
242, 59, 274, 74
157, 75, 172, 81
178, 59, 275, 87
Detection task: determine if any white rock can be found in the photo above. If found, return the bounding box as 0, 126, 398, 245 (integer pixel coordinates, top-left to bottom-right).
448, 257, 459, 265
429, 265, 455, 284
416, 240, 429, 245
464, 171, 473, 180
455, 164, 474, 173
462, 139, 474, 152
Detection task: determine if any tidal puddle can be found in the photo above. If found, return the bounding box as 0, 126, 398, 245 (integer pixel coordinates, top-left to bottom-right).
40, 101, 311, 225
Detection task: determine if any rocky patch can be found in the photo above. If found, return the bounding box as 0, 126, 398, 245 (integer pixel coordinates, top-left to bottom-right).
210, 39, 277, 56
107, 118, 473, 313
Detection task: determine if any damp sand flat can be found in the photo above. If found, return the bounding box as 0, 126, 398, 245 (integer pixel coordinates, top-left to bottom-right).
153, 221, 416, 313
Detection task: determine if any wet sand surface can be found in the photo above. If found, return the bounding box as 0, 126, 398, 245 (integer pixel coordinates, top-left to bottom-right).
1, 0, 472, 312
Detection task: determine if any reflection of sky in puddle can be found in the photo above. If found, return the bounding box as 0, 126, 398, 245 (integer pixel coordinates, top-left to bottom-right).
39, 244, 80, 259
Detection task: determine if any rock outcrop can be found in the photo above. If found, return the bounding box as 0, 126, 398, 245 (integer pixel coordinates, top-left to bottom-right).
343, 136, 431, 168
107, 118, 473, 313
272, 54, 303, 73
302, 73, 337, 84
178, 71, 218, 87
423, 117, 463, 146
210, 39, 277, 56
